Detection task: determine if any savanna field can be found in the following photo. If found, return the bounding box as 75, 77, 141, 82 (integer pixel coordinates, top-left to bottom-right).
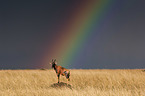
0, 69, 145, 96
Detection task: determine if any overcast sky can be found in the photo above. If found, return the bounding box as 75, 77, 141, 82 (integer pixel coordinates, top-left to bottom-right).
0, 0, 145, 69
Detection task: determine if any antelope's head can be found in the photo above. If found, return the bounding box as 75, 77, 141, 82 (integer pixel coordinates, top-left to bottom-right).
50, 59, 57, 68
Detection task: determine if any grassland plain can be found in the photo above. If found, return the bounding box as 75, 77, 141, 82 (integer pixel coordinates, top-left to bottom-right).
0, 69, 145, 96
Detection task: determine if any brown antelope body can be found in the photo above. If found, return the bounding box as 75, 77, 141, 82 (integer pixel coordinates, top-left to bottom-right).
50, 59, 70, 83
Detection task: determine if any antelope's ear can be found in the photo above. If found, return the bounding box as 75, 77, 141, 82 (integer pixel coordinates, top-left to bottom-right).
52, 59, 53, 62
54, 59, 56, 62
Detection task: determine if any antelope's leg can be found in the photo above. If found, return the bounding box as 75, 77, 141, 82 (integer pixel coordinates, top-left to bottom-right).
57, 74, 60, 83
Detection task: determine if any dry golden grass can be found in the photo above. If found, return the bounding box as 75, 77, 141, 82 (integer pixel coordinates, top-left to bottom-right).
0, 69, 145, 96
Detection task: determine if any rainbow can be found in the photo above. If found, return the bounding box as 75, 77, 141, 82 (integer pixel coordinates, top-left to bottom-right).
42, 0, 114, 69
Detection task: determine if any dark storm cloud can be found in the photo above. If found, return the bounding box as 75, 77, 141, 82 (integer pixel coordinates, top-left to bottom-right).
0, 0, 145, 69
0, 0, 76, 69
72, 0, 145, 69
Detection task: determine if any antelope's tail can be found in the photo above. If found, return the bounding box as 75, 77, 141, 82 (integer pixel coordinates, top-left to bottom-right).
67, 71, 70, 81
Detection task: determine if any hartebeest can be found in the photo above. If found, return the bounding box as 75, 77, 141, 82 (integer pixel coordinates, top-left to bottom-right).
50, 59, 70, 83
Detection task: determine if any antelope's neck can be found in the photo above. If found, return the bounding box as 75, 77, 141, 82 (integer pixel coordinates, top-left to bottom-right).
53, 64, 57, 70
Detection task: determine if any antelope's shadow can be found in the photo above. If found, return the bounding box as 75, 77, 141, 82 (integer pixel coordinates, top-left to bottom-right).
50, 82, 72, 89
